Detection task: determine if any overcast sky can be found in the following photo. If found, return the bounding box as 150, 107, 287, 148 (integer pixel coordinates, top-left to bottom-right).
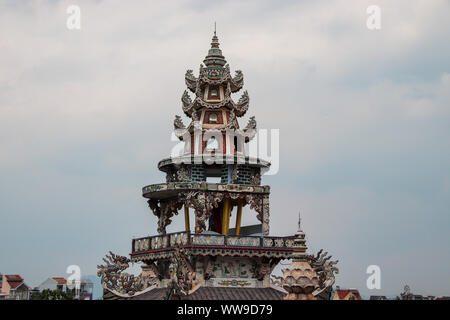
1, 0, 449, 297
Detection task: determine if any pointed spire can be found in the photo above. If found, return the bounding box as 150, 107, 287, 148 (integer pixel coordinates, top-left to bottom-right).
203, 26, 226, 68
292, 211, 307, 261
295, 211, 305, 238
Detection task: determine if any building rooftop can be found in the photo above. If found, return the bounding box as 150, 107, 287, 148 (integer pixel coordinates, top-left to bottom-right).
5, 274, 23, 281
5, 275, 25, 289
369, 295, 388, 300
52, 277, 67, 285
335, 289, 361, 300
130, 287, 286, 300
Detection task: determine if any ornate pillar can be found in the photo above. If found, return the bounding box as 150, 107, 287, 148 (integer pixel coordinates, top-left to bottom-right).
194, 206, 207, 234
235, 200, 243, 235
184, 205, 190, 231
262, 194, 270, 235
244, 193, 269, 235
221, 198, 231, 235
183, 191, 224, 234
147, 199, 166, 235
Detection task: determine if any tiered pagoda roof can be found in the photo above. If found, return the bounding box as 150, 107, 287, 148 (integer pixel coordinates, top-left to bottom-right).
97, 29, 339, 301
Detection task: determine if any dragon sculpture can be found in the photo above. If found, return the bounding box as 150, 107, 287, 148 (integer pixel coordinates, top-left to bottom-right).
309, 249, 339, 298
173, 115, 186, 130
97, 251, 158, 297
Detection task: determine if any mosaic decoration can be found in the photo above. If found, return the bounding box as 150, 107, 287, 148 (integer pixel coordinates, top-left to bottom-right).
218, 280, 251, 287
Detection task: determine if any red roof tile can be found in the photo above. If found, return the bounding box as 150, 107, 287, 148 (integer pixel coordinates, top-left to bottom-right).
336, 289, 350, 299
5, 275, 23, 281
52, 277, 67, 285
335, 289, 361, 300
5, 275, 24, 289
8, 281, 24, 289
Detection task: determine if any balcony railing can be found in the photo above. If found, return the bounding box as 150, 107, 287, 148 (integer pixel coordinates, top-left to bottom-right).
131, 231, 295, 254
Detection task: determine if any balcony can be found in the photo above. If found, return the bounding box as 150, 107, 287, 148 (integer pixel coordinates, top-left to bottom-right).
130, 231, 295, 261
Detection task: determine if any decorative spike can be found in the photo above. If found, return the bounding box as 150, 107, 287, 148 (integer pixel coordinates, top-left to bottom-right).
203, 29, 226, 67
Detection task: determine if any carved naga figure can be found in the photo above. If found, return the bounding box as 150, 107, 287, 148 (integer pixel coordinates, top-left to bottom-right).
309, 249, 339, 296
97, 251, 157, 297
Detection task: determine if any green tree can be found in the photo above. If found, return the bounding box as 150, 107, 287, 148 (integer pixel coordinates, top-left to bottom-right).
33, 289, 74, 300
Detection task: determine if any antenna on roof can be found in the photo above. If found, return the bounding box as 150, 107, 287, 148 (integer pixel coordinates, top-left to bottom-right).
214, 22, 217, 36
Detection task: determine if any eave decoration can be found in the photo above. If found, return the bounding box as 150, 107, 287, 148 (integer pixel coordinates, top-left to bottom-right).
97, 251, 158, 298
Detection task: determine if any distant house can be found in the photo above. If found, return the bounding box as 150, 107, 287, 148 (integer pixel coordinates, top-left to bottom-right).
0, 273, 4, 300
370, 295, 388, 300
401, 294, 434, 300
38, 277, 68, 293
399, 285, 435, 300
332, 288, 362, 300
0, 274, 30, 300
29, 287, 41, 300
38, 277, 94, 300
78, 279, 94, 300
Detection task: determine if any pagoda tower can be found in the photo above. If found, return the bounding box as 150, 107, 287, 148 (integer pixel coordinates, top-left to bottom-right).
97, 31, 339, 300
